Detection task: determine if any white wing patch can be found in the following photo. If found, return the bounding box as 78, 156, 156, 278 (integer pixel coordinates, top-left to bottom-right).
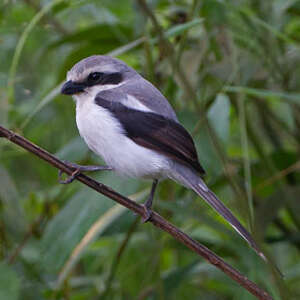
121, 94, 153, 113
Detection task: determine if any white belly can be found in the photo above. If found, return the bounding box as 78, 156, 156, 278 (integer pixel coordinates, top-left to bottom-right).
75, 96, 169, 178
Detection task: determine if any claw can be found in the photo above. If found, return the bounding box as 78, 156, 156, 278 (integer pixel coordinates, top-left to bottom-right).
141, 179, 158, 223
58, 161, 112, 185
141, 205, 153, 223
59, 169, 80, 184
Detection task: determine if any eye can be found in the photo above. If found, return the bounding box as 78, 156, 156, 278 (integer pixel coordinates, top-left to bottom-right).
87, 72, 103, 84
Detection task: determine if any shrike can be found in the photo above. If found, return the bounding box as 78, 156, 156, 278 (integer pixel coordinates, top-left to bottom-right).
61, 55, 265, 260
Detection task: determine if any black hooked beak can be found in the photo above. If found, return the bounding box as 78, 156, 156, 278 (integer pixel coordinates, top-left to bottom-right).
61, 80, 86, 95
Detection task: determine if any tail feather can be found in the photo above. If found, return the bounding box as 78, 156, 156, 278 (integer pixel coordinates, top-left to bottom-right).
168, 165, 266, 261
192, 181, 267, 261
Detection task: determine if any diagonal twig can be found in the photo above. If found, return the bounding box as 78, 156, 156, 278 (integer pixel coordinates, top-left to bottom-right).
102, 216, 140, 299
24, 0, 69, 35
0, 125, 273, 300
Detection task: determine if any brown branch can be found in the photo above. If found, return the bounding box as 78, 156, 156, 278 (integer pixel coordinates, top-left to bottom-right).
0, 125, 273, 300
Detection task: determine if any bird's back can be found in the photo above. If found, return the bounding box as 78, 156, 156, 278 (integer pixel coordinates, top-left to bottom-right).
116, 77, 178, 121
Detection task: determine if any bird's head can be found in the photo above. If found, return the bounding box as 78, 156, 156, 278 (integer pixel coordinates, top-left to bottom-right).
61, 55, 137, 99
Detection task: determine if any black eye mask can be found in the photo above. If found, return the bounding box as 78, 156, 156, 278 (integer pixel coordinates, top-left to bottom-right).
61, 72, 123, 95
86, 72, 123, 87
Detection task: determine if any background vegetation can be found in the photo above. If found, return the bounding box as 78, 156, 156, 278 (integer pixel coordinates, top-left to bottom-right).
1, 0, 300, 299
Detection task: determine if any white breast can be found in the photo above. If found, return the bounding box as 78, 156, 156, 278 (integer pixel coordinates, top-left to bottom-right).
74, 94, 169, 179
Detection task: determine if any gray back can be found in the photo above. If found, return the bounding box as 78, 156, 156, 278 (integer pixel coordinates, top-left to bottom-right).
117, 77, 178, 121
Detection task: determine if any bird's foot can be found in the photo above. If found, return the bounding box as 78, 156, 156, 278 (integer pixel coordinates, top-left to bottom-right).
58, 160, 112, 184
141, 205, 153, 223
140, 179, 158, 223
59, 169, 80, 184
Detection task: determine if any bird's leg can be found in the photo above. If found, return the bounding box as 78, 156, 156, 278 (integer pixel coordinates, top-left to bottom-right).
59, 160, 112, 184
142, 179, 158, 223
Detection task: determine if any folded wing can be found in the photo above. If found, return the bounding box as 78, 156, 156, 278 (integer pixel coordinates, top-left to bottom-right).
96, 95, 205, 175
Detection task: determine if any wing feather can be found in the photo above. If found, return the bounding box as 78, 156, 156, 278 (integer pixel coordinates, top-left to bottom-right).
95, 95, 205, 175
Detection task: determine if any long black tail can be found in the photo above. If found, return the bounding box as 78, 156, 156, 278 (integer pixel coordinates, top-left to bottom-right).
169, 166, 267, 261
192, 181, 266, 261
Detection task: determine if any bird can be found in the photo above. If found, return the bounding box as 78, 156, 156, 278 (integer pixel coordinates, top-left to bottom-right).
60, 55, 266, 261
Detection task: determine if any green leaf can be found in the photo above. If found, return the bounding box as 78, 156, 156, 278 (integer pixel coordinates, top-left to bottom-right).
224, 86, 300, 104
40, 189, 114, 273
56, 188, 148, 288
55, 136, 89, 161
40, 173, 141, 273
8, 0, 67, 103
0, 263, 21, 300
163, 261, 198, 298
0, 166, 26, 237
164, 18, 204, 38
49, 24, 133, 48
208, 93, 230, 145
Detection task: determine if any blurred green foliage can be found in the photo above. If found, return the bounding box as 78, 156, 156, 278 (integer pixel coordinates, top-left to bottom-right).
1, 0, 300, 299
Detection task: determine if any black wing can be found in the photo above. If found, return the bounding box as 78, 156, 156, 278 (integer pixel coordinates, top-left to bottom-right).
95, 96, 205, 175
